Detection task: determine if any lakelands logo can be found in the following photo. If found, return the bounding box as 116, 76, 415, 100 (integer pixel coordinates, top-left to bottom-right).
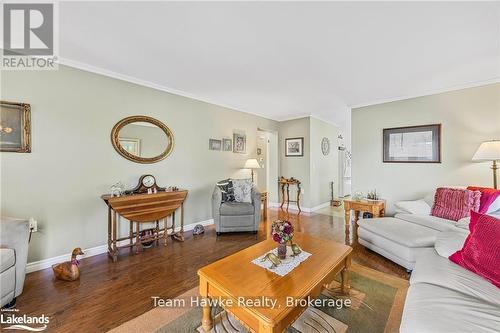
2, 2, 58, 70
0, 310, 49, 331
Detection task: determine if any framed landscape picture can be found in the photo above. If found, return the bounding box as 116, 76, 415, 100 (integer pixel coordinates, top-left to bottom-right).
285, 137, 304, 157
0, 101, 31, 153
383, 124, 441, 163
233, 132, 246, 153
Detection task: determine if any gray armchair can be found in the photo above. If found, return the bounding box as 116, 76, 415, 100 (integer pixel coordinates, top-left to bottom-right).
212, 184, 261, 235
1, 217, 29, 308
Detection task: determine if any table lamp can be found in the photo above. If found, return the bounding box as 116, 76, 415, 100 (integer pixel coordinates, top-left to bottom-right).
244, 158, 261, 183
472, 140, 500, 189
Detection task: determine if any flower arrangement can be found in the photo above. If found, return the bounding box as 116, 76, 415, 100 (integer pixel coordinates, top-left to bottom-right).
271, 220, 294, 244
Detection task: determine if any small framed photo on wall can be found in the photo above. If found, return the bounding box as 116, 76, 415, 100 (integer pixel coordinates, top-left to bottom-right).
222, 138, 232, 151
233, 132, 246, 153
0, 101, 31, 153
209, 139, 222, 151
383, 124, 441, 163
285, 137, 304, 157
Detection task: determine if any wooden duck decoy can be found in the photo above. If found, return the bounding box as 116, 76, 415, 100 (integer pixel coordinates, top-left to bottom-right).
52, 247, 84, 281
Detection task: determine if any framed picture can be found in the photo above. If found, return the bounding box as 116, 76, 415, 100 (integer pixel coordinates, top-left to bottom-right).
119, 138, 141, 156
285, 137, 304, 157
209, 139, 222, 151
383, 124, 441, 163
233, 132, 246, 153
0, 101, 31, 153
222, 138, 232, 151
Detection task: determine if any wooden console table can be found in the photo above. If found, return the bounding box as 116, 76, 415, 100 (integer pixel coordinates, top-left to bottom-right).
344, 199, 385, 226
101, 190, 187, 262
279, 177, 302, 213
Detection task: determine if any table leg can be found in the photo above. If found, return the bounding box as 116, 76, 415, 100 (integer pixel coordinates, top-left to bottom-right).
201, 301, 213, 332
354, 210, 360, 222
341, 255, 352, 295
129, 221, 134, 252
344, 209, 350, 227
263, 195, 267, 219
112, 211, 118, 262
164, 217, 169, 246
107, 207, 112, 254
155, 220, 160, 246
280, 184, 285, 209
135, 222, 143, 254
296, 183, 302, 213
286, 184, 290, 211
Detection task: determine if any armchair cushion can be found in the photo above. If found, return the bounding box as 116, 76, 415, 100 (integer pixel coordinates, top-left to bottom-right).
233, 179, 252, 203
0, 249, 15, 274
216, 179, 235, 202
220, 202, 254, 216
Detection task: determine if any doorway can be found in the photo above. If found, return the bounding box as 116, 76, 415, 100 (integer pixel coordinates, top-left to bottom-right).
257, 129, 279, 204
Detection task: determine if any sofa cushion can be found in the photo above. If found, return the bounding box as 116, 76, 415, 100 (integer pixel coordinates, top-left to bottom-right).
394, 199, 431, 215
467, 186, 500, 214
449, 211, 500, 288
434, 229, 468, 258
401, 282, 500, 333
357, 217, 438, 248
358, 231, 429, 269
219, 202, 254, 216
395, 213, 457, 231
411, 249, 500, 306
0, 248, 15, 274
431, 187, 481, 221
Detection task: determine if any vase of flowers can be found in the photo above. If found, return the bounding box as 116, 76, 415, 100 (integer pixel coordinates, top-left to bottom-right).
271, 220, 294, 259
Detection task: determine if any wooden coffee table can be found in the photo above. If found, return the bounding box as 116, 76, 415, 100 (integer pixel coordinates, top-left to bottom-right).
198, 233, 352, 332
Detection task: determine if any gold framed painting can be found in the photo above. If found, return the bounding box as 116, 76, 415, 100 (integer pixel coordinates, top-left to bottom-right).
0, 101, 31, 153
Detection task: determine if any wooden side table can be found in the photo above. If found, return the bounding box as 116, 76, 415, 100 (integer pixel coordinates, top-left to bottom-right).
279, 177, 302, 213
344, 199, 385, 226
260, 191, 268, 220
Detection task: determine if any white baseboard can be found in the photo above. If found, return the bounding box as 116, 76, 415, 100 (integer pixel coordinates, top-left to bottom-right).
267, 201, 330, 213
26, 219, 214, 274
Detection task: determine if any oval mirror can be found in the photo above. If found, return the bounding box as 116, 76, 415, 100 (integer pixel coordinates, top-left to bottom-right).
111, 116, 174, 163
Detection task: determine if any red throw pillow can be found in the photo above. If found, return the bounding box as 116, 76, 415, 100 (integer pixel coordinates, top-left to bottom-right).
449, 211, 500, 288
431, 187, 481, 221
467, 186, 500, 214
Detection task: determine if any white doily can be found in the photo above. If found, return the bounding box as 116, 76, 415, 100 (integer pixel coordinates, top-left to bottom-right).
251, 246, 312, 276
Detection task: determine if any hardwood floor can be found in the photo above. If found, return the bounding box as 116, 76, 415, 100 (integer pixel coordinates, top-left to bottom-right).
15, 208, 409, 333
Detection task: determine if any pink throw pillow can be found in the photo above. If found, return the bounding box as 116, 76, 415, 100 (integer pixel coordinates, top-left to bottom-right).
449, 211, 500, 288
431, 187, 481, 221
467, 186, 500, 214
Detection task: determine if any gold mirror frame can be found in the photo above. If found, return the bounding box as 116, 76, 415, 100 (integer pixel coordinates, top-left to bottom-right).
111, 115, 174, 164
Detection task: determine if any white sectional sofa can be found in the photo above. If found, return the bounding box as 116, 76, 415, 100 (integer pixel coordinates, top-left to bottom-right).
355, 190, 500, 332
400, 230, 500, 332
357, 191, 498, 270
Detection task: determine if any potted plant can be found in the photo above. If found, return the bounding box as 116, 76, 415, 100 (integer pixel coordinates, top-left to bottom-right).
271, 220, 294, 259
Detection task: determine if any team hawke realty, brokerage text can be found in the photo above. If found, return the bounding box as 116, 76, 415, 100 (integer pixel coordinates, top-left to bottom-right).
152, 296, 351, 310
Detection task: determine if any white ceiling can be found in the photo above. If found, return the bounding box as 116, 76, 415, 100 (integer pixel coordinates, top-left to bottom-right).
59, 1, 500, 129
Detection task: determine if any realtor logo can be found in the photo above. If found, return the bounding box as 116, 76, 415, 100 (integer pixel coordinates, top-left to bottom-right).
2, 2, 58, 70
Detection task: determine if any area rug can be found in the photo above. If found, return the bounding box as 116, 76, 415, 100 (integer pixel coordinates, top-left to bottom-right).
108, 264, 408, 333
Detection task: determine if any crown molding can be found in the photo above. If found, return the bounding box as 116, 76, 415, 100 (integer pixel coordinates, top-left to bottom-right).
57, 57, 279, 122
349, 77, 500, 109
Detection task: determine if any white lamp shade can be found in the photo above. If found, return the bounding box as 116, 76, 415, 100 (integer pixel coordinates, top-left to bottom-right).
472, 140, 500, 161
244, 158, 261, 169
